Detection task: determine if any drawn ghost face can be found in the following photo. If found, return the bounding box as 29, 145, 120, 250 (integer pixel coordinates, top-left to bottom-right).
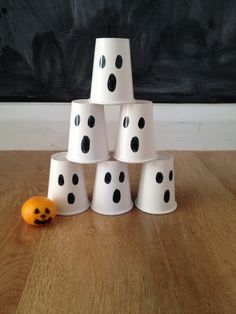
155, 168, 174, 206
90, 38, 134, 104
67, 100, 109, 163
48, 153, 89, 215
74, 112, 96, 154
91, 161, 133, 215
114, 102, 156, 162
136, 154, 177, 214
122, 114, 146, 153
103, 169, 125, 204
98, 54, 123, 93
57, 172, 79, 206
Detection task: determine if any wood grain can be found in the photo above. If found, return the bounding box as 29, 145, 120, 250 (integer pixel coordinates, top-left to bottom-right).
0, 151, 235, 314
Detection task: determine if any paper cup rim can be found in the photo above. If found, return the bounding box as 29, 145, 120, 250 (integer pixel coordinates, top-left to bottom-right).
56, 206, 89, 216
113, 153, 158, 164
72, 99, 98, 106
91, 202, 133, 216
88, 98, 152, 106
135, 200, 177, 215
95, 37, 130, 42
50, 151, 68, 162
88, 98, 135, 105
124, 99, 153, 105
156, 152, 174, 161
96, 159, 127, 167
66, 153, 110, 164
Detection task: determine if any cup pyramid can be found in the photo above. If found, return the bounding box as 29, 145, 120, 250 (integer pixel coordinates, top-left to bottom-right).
47, 37, 177, 216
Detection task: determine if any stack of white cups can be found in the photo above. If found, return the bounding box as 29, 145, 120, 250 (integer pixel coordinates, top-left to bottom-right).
47, 38, 177, 216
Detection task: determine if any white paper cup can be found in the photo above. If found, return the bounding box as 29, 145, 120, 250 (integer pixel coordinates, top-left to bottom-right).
135, 153, 177, 214
48, 152, 90, 215
91, 160, 133, 215
113, 100, 157, 163
90, 38, 134, 105
67, 99, 110, 163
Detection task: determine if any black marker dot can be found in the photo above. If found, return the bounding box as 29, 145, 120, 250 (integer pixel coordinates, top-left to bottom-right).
113, 189, 121, 203
107, 73, 116, 92
45, 208, 50, 214
164, 190, 170, 203
58, 174, 64, 186
34, 208, 40, 214
72, 174, 79, 185
115, 55, 123, 69
99, 55, 106, 68
138, 117, 145, 129
88, 115, 95, 128
75, 114, 80, 126
156, 172, 163, 184
131, 136, 139, 152
81, 135, 90, 153
68, 193, 75, 204
104, 172, 112, 184
123, 116, 129, 128
119, 171, 125, 183
169, 170, 173, 181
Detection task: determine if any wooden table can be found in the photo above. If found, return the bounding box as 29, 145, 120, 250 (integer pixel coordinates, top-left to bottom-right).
0, 151, 235, 314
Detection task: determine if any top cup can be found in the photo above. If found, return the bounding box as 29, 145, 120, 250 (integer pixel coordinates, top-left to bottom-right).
90, 38, 135, 105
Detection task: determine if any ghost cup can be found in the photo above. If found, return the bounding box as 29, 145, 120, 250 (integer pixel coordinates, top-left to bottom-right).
91, 160, 133, 215
67, 99, 110, 163
90, 38, 135, 105
48, 152, 90, 215
113, 100, 157, 163
135, 153, 177, 214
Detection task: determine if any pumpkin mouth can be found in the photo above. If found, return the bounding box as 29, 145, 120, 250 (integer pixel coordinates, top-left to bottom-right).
34, 217, 52, 225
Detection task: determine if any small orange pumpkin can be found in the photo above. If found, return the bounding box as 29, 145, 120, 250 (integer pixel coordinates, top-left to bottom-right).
21, 196, 57, 226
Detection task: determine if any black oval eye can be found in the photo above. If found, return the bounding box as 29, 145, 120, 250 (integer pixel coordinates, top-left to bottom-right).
104, 172, 112, 184
138, 117, 145, 129
45, 208, 50, 214
156, 172, 163, 184
169, 170, 173, 181
34, 208, 40, 214
164, 190, 170, 203
68, 193, 75, 204
58, 174, 64, 186
99, 55, 106, 68
119, 171, 125, 183
88, 115, 95, 128
72, 174, 79, 185
115, 55, 123, 69
75, 114, 80, 126
123, 116, 129, 128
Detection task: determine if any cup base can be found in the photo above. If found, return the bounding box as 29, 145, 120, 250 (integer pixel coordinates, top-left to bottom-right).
135, 200, 177, 215
56, 205, 89, 216
66, 153, 110, 164
113, 153, 158, 164
91, 202, 133, 216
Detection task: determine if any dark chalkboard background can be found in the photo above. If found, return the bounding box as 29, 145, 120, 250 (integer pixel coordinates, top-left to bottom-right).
0, 0, 236, 102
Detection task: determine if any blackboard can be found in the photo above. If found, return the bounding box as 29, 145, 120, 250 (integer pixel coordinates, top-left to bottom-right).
0, 0, 236, 103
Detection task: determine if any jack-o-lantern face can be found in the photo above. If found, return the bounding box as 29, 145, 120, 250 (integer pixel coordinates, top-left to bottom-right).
21, 196, 57, 226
